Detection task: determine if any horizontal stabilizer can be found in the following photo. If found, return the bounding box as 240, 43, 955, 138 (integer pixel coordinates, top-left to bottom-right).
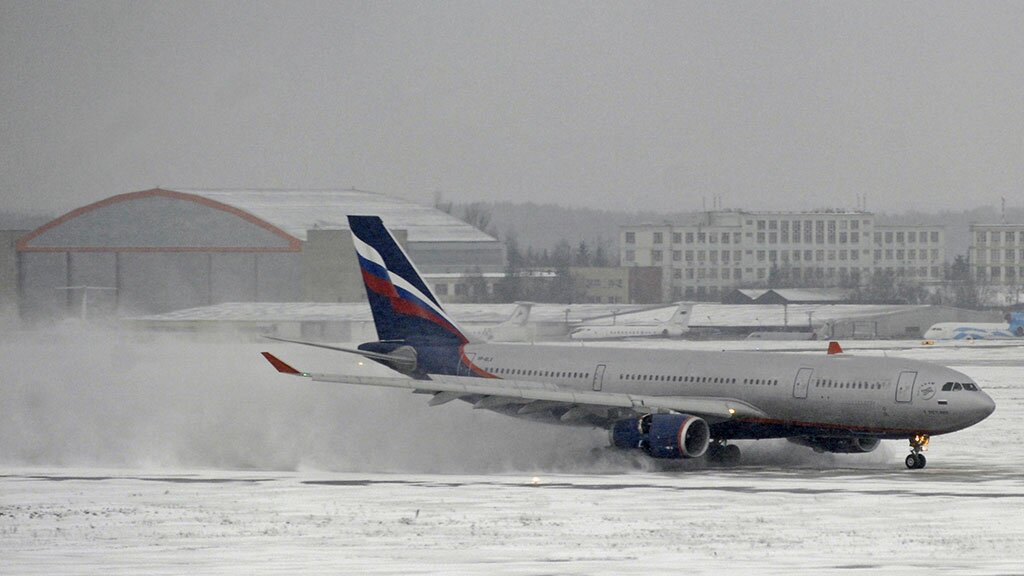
261, 352, 304, 375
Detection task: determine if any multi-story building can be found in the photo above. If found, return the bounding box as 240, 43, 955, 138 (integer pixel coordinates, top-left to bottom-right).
621, 211, 945, 301
872, 225, 946, 282
969, 224, 1024, 285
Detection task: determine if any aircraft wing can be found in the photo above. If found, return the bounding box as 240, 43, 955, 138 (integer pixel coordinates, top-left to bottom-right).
261, 352, 766, 423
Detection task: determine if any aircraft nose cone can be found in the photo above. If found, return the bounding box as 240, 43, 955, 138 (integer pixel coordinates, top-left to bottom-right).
972, 393, 996, 424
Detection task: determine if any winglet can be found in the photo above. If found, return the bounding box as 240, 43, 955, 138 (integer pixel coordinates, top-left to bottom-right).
827, 341, 843, 355
261, 352, 303, 375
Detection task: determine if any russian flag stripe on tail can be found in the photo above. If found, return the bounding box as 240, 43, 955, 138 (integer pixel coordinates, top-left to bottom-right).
348, 215, 468, 344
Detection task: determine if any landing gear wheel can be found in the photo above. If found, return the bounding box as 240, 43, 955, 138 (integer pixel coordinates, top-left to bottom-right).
722, 444, 741, 466
906, 434, 930, 470
706, 441, 741, 467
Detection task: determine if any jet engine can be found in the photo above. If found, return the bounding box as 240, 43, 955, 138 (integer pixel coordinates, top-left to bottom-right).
788, 436, 881, 454
610, 413, 710, 459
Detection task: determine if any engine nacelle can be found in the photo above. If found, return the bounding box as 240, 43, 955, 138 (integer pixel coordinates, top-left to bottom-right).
610, 414, 710, 459
789, 436, 881, 454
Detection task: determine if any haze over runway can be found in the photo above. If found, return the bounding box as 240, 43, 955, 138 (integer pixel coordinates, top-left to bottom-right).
2, 2, 1023, 216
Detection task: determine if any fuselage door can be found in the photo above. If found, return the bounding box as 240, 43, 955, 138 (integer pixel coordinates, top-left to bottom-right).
793, 367, 813, 399
896, 371, 917, 403
592, 364, 607, 391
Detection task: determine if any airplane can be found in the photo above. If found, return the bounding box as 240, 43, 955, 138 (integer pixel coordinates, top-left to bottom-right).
923, 312, 1024, 341
569, 303, 692, 340
472, 302, 536, 342
262, 216, 996, 470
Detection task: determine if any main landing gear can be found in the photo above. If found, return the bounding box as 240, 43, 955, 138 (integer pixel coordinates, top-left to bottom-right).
706, 440, 741, 466
905, 434, 930, 469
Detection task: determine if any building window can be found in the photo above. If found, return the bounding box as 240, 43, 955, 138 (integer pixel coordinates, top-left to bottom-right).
625, 232, 635, 244
686, 232, 694, 243
625, 250, 635, 262
653, 250, 663, 262
435, 283, 448, 295
673, 250, 682, 261
931, 231, 939, 243
653, 232, 663, 244
672, 232, 682, 244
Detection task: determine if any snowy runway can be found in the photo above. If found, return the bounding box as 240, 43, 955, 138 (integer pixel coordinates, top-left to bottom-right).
2, 329, 1023, 574
3, 463, 1023, 575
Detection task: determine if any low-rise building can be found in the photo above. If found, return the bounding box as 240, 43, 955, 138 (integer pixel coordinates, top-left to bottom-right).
570, 266, 661, 304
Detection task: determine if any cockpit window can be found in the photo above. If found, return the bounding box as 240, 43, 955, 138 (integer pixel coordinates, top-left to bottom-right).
942, 382, 954, 391
952, 382, 963, 391
962, 382, 978, 391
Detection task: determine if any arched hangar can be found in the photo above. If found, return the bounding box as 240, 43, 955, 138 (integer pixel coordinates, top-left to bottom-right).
16, 188, 504, 319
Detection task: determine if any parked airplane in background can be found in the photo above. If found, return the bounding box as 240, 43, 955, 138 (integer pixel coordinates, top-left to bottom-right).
569, 303, 692, 340
473, 302, 536, 342
924, 312, 1024, 341
263, 216, 995, 470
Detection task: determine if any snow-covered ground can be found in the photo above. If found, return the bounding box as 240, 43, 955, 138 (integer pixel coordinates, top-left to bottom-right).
2, 325, 1022, 574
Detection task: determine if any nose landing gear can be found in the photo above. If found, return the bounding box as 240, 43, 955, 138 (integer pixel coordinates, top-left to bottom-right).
905, 434, 930, 469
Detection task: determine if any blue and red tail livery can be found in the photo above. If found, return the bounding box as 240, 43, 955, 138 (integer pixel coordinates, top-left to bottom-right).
348, 215, 468, 345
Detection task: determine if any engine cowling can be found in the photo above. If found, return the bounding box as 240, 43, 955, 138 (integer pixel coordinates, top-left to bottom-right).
789, 436, 881, 454
610, 414, 711, 459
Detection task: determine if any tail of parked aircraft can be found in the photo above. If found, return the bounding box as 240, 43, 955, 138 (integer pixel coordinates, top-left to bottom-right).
668, 302, 693, 327
348, 215, 469, 345
1010, 312, 1024, 337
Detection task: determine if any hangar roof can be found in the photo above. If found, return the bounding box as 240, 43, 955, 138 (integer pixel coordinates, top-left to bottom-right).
18, 188, 497, 251
182, 188, 497, 242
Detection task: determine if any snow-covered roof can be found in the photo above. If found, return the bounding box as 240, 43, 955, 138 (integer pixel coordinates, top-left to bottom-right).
765, 289, 851, 302
177, 189, 497, 243
130, 302, 651, 325
577, 303, 933, 327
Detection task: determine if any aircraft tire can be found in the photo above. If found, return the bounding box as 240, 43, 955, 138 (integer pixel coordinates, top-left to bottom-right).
722, 444, 741, 466
905, 453, 927, 469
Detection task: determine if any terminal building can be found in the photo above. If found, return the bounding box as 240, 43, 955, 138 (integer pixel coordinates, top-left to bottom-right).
969, 223, 1024, 285
621, 210, 945, 301
13, 188, 505, 320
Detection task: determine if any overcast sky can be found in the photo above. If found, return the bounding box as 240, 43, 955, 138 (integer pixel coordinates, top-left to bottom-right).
2, 1, 1022, 216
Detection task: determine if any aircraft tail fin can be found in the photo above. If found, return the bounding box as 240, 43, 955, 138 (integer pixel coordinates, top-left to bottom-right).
1010, 312, 1024, 336
668, 302, 693, 326
348, 215, 468, 344
506, 302, 534, 326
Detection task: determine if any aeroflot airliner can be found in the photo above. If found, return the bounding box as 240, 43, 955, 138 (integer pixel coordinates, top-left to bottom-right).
263, 216, 995, 470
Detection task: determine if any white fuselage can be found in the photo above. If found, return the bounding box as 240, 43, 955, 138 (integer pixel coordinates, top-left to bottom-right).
570, 324, 688, 341
924, 322, 1021, 341
460, 343, 994, 438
